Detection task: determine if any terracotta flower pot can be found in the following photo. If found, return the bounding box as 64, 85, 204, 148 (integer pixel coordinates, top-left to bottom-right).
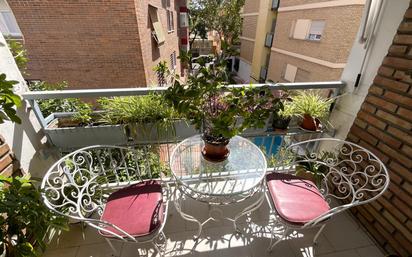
202, 139, 230, 162
300, 114, 320, 131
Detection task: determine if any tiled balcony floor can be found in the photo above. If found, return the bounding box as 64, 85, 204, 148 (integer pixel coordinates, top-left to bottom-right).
44, 194, 385, 257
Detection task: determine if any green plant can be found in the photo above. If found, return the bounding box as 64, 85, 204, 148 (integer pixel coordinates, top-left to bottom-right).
7, 39, 28, 74
281, 90, 334, 119
153, 61, 169, 87
164, 59, 272, 141
71, 102, 93, 125
0, 73, 21, 124
295, 150, 336, 187
28, 81, 86, 118
0, 175, 69, 257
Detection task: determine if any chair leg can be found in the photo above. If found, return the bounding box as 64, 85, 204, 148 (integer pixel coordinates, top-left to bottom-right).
313, 224, 326, 245
105, 238, 120, 257
268, 227, 290, 252
152, 241, 162, 257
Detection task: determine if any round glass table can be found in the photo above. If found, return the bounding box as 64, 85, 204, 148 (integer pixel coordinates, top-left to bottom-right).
170, 135, 267, 238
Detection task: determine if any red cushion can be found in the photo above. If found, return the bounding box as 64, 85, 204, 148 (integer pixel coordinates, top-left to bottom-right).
266, 173, 330, 225
100, 181, 164, 238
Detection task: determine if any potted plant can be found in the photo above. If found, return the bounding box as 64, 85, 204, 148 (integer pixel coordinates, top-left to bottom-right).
165, 54, 271, 162
272, 99, 292, 131
282, 90, 334, 131
0, 73, 21, 124
0, 175, 69, 257
295, 151, 335, 187
98, 94, 197, 143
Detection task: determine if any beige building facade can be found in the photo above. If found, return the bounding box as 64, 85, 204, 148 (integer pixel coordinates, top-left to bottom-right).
238, 0, 365, 83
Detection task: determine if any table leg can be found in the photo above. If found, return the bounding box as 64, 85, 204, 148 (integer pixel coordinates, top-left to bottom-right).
173, 191, 203, 239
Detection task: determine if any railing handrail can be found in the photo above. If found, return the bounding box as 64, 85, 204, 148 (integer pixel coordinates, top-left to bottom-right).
21, 81, 345, 100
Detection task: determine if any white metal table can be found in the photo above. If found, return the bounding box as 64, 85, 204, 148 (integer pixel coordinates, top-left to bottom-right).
170, 135, 267, 238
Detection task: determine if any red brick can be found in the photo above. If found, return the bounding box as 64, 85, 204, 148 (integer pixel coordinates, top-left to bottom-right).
357, 205, 375, 223
394, 232, 412, 255
383, 56, 412, 70
365, 206, 396, 234
389, 161, 412, 183
347, 133, 360, 143
377, 66, 394, 77
382, 210, 412, 241
0, 164, 13, 177
354, 119, 367, 129
392, 196, 412, 219
401, 144, 412, 158
366, 126, 402, 149
358, 140, 389, 164
383, 90, 412, 106
387, 126, 412, 144
356, 213, 387, 245
350, 125, 378, 146
398, 20, 412, 33
405, 8, 412, 18
394, 34, 412, 44
377, 196, 407, 223
378, 142, 412, 168
389, 183, 412, 204
357, 111, 387, 130
393, 70, 412, 83
368, 86, 384, 96
373, 75, 410, 92
376, 110, 411, 130
361, 102, 377, 113
388, 45, 407, 55
396, 107, 412, 121
366, 95, 397, 112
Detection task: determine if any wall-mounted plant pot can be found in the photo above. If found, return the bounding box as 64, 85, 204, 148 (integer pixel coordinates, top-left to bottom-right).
300, 114, 321, 131
127, 119, 198, 143
272, 116, 291, 131
45, 121, 128, 150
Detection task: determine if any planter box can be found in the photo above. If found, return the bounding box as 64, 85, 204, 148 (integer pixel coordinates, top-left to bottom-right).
44, 114, 198, 149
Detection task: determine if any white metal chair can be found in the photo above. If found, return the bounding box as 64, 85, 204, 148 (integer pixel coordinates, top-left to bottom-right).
41, 145, 170, 256
265, 138, 389, 251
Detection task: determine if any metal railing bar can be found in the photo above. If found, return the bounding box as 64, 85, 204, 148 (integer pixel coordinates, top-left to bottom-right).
21, 81, 345, 100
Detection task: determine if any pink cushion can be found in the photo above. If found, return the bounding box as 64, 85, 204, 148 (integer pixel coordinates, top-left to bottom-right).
100, 181, 164, 238
266, 173, 330, 225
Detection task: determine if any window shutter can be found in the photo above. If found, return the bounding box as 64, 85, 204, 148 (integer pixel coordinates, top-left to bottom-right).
293, 19, 310, 40
308, 20, 325, 40
284, 64, 297, 82
149, 6, 165, 44
0, 11, 21, 36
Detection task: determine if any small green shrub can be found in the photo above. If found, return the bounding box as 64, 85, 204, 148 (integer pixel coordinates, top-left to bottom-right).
281, 90, 334, 119
0, 175, 69, 257
98, 94, 177, 125
0, 73, 21, 124
7, 39, 28, 74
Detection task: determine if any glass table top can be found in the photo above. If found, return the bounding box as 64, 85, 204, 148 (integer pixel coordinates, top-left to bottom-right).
170, 135, 267, 197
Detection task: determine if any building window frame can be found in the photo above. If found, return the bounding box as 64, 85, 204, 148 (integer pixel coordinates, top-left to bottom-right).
0, 9, 22, 38
167, 10, 175, 33
148, 5, 166, 45
290, 19, 326, 42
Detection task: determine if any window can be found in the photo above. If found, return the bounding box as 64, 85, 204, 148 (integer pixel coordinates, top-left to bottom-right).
167, 10, 174, 32
284, 64, 297, 82
308, 20, 325, 41
148, 5, 165, 44
264, 33, 273, 48
295, 68, 310, 82
0, 1, 22, 37
170, 51, 177, 69
271, 0, 280, 10
290, 19, 325, 41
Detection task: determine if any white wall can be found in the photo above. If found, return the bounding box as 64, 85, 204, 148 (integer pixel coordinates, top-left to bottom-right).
329, 0, 410, 140
0, 34, 58, 177
238, 59, 252, 83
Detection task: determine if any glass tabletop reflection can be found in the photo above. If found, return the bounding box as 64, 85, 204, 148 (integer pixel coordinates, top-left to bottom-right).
170, 135, 267, 197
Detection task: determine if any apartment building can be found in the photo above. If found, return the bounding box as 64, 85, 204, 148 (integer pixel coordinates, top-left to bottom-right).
1, 0, 189, 89
239, 0, 365, 83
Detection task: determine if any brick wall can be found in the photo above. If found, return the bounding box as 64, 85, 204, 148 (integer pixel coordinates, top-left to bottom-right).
346, 3, 412, 256
0, 135, 21, 177
7, 0, 162, 89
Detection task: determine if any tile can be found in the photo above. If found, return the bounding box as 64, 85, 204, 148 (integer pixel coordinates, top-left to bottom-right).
355, 245, 385, 257
76, 241, 123, 257
288, 229, 335, 256
48, 224, 105, 250
43, 246, 78, 257
317, 249, 361, 257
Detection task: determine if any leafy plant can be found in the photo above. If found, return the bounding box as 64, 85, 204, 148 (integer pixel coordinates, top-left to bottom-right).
0, 175, 69, 257
295, 151, 336, 187
0, 73, 21, 124
153, 61, 169, 87
165, 56, 272, 142
71, 102, 93, 125
28, 81, 86, 118
281, 90, 334, 119
7, 39, 28, 74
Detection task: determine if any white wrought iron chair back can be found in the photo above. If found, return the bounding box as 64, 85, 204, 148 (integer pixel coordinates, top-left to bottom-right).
40, 145, 170, 244
276, 138, 389, 227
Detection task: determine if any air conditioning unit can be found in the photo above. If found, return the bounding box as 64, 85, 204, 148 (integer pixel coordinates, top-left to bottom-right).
180, 12, 188, 28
